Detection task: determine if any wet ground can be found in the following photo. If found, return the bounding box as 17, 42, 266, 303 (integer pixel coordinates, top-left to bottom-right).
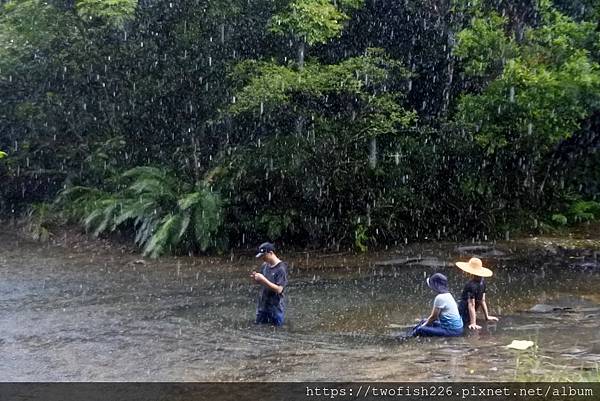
0, 231, 599, 381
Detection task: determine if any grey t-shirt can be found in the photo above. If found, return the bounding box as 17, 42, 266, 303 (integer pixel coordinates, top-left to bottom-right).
433, 293, 463, 330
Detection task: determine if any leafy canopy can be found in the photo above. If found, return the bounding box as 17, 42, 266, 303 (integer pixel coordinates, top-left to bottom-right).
456, 7, 600, 153
75, 0, 137, 27
230, 49, 412, 117
268, 0, 363, 45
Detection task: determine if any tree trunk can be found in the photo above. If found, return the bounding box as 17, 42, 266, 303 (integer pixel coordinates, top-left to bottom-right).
369, 137, 377, 169
297, 40, 305, 70
295, 40, 306, 135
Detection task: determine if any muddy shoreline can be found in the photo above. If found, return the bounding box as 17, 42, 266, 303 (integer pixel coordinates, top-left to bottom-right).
4, 219, 600, 272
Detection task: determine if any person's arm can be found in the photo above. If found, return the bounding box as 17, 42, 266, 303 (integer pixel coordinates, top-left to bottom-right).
481, 293, 499, 321
251, 272, 284, 294
422, 306, 441, 326
467, 298, 482, 329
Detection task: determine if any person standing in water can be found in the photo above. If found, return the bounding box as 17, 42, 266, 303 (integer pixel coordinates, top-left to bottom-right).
251, 242, 288, 326
455, 257, 499, 330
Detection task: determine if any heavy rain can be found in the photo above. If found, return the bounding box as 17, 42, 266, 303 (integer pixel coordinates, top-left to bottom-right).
0, 0, 599, 388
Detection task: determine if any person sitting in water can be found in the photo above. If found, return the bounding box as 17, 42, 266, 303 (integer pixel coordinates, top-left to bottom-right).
411, 273, 463, 337
455, 257, 499, 330
250, 242, 288, 326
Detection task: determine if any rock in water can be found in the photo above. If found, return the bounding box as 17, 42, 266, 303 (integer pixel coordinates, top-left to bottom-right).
528, 304, 572, 313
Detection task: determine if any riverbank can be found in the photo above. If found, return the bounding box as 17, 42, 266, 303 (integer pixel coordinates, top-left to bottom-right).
5, 219, 600, 271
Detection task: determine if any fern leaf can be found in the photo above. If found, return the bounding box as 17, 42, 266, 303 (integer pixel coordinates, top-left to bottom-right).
143, 214, 183, 258
178, 192, 202, 210
178, 212, 191, 240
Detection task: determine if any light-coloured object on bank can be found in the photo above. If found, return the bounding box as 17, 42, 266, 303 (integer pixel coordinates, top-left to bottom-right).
506, 340, 535, 350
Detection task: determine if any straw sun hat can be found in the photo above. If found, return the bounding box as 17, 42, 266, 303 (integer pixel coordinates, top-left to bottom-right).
455, 257, 493, 277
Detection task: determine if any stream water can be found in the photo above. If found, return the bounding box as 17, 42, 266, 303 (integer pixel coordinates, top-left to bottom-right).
1, 232, 599, 381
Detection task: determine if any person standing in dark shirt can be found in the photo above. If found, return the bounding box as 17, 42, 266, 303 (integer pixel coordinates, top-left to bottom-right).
455, 257, 499, 330
251, 242, 288, 326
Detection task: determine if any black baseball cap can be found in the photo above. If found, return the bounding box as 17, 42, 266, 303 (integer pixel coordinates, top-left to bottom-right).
256, 242, 275, 258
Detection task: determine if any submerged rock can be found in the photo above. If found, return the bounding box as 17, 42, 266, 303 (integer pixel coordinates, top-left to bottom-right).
528, 304, 573, 313
455, 245, 508, 258
375, 257, 450, 268
589, 342, 600, 354
569, 261, 600, 270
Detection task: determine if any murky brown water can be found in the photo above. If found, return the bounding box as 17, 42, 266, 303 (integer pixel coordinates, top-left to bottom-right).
1, 232, 599, 381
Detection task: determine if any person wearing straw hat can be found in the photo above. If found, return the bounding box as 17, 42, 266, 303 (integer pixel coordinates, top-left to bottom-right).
455, 257, 499, 330
410, 273, 463, 337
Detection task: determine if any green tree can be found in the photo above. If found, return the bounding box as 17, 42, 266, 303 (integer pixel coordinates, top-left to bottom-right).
455, 3, 600, 225
227, 42, 416, 246
75, 0, 137, 27
2, 0, 600, 252
268, 0, 362, 68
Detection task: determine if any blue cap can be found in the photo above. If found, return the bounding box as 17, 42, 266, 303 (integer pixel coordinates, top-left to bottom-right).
256, 242, 275, 258
426, 273, 449, 294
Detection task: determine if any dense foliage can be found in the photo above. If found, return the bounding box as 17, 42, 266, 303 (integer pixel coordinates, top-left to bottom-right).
1, 0, 599, 256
